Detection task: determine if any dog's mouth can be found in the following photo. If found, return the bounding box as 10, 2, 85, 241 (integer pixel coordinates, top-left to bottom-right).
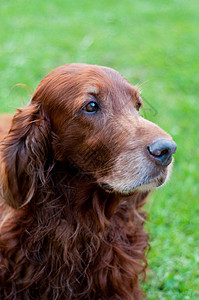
99, 167, 171, 196
136, 172, 169, 192
100, 182, 114, 192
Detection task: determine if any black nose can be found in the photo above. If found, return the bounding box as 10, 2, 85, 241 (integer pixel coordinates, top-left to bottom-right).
147, 139, 177, 166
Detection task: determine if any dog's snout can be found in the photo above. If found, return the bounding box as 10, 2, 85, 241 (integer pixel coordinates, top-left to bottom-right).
147, 139, 177, 166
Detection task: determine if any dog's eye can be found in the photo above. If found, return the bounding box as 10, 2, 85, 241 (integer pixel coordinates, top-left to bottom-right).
136, 98, 142, 111
83, 102, 99, 113
136, 102, 141, 111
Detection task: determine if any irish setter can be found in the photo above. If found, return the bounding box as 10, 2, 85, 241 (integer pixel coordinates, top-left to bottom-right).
0, 64, 176, 300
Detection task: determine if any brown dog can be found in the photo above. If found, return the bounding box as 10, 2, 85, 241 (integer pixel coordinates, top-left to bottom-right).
0, 64, 176, 299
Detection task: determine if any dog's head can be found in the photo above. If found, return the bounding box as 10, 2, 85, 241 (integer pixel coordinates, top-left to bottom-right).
34, 63, 176, 195
1, 64, 176, 208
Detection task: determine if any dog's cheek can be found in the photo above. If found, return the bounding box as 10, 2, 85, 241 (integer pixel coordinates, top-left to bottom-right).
77, 141, 113, 174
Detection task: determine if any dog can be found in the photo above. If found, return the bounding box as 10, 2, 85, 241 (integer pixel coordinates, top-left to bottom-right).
0, 63, 176, 299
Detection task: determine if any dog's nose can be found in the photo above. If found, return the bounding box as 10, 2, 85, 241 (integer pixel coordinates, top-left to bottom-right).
147, 139, 177, 166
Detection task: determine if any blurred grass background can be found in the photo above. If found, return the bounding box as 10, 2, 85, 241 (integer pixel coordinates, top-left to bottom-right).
0, 0, 199, 298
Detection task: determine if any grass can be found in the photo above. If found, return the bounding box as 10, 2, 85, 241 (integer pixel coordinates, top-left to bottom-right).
0, 0, 199, 298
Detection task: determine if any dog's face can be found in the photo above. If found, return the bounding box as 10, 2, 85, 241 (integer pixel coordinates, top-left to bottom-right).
33, 63, 176, 195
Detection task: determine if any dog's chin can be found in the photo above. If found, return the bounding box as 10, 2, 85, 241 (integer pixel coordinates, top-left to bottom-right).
99, 169, 171, 196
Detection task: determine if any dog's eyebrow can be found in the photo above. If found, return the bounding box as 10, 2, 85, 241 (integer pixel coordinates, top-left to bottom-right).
122, 87, 141, 106
85, 86, 100, 95
130, 86, 141, 98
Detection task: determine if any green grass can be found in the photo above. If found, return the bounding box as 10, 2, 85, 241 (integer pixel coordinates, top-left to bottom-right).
0, 0, 199, 298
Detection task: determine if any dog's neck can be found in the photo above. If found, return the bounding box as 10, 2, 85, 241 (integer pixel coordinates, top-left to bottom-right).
0, 160, 149, 300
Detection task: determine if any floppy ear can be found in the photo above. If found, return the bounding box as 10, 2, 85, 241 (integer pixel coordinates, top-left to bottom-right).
0, 103, 54, 208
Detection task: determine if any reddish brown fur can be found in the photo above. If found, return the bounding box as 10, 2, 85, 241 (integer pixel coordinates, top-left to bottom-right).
0, 64, 175, 299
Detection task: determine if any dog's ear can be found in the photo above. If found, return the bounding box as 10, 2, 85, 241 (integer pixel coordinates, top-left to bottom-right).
0, 103, 54, 208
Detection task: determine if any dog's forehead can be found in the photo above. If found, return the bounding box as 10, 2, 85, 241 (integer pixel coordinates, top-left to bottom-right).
99, 66, 139, 97
57, 63, 138, 97
85, 64, 135, 89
